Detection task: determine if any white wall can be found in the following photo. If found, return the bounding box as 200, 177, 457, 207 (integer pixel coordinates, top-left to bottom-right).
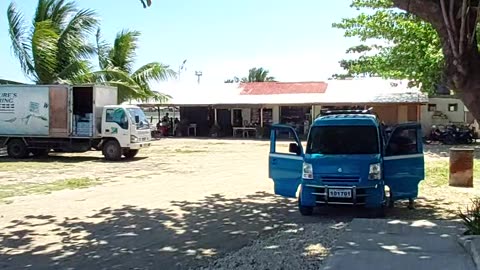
421, 97, 466, 134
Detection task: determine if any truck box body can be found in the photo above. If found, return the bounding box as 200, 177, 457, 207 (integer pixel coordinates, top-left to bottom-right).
0, 85, 117, 138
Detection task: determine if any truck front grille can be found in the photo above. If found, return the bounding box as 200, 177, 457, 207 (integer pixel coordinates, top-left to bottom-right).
320, 176, 360, 184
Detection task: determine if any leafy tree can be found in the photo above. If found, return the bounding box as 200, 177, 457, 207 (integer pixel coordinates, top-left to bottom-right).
7, 0, 98, 84
224, 76, 240, 83
338, 0, 480, 120
333, 1, 444, 93
94, 29, 176, 103
241, 67, 276, 82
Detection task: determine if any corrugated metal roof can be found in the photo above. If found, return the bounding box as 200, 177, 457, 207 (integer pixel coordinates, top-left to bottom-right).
239, 82, 327, 95
126, 78, 428, 106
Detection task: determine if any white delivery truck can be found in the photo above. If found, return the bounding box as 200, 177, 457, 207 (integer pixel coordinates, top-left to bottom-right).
0, 84, 151, 161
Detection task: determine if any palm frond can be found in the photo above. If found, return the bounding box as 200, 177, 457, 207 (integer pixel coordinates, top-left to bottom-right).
57, 8, 98, 72
132, 62, 177, 83
31, 20, 60, 83
109, 29, 141, 73
96, 28, 111, 70
56, 60, 92, 83
7, 2, 36, 80
49, 0, 77, 30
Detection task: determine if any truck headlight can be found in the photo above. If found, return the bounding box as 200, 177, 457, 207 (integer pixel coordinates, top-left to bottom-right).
303, 162, 314, 180
131, 135, 139, 143
369, 163, 381, 180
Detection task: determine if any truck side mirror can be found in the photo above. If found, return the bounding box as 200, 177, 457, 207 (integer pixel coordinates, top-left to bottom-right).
289, 143, 300, 155
135, 115, 140, 123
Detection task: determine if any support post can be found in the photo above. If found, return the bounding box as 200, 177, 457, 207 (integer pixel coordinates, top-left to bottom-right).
214, 108, 218, 125
260, 107, 264, 127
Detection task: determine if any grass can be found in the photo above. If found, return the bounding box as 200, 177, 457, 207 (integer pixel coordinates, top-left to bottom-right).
424, 159, 480, 187
0, 177, 99, 202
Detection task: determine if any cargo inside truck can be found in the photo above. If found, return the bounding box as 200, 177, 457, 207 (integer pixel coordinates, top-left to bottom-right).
72, 86, 94, 137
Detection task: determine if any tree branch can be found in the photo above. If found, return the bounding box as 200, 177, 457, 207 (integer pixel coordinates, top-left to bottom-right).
440, 0, 459, 59
459, 0, 468, 56
469, 2, 480, 45
449, 0, 457, 36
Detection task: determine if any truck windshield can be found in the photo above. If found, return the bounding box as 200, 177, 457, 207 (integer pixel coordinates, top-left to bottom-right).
306, 126, 379, 154
127, 108, 149, 130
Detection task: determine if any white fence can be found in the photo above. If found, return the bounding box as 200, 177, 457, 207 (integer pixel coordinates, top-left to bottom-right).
0, 147, 6, 157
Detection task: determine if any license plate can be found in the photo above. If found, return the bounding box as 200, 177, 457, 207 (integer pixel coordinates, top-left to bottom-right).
328, 189, 352, 198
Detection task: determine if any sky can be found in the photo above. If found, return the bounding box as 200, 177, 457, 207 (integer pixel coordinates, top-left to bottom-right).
0, 0, 362, 88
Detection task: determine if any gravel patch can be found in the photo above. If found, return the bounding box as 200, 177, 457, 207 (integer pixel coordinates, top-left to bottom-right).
200, 221, 348, 270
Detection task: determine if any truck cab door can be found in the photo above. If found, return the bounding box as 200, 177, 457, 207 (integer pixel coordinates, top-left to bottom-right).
269, 124, 304, 198
384, 123, 425, 201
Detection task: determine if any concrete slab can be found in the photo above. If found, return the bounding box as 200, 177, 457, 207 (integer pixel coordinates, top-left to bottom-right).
335, 231, 464, 253
322, 218, 475, 270
345, 218, 465, 236
323, 249, 475, 270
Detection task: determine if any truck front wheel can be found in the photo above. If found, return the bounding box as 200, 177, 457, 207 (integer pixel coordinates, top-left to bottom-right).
298, 197, 314, 216
124, 149, 139, 159
7, 139, 29, 159
102, 140, 122, 161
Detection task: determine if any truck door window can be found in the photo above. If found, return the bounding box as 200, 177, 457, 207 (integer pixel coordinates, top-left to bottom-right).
274, 129, 301, 155
386, 128, 418, 156
106, 108, 128, 129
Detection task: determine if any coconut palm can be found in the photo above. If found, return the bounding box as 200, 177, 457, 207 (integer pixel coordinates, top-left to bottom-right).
94, 29, 176, 103
140, 0, 152, 8
7, 0, 98, 84
241, 67, 275, 82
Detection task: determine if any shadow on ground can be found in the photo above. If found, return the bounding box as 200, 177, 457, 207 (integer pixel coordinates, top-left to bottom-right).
0, 155, 148, 164
0, 192, 316, 270
0, 192, 459, 270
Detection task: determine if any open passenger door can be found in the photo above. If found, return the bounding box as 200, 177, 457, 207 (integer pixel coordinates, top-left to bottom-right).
384, 123, 425, 201
269, 124, 304, 198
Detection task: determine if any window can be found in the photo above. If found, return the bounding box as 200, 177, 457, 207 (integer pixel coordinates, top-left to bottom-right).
448, 103, 458, 112
306, 126, 379, 155
274, 129, 300, 155
386, 128, 418, 156
106, 108, 128, 129
428, 104, 436, 112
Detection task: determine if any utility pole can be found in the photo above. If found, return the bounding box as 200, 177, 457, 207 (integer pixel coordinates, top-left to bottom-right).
195, 71, 203, 84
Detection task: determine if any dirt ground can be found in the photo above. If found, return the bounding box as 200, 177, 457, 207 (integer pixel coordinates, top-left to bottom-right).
0, 139, 479, 269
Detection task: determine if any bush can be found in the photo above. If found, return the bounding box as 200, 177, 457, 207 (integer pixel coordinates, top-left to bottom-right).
459, 197, 480, 235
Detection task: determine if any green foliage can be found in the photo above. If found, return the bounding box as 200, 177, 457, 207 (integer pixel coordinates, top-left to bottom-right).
242, 67, 276, 82
7, 0, 98, 84
93, 29, 176, 103
333, 0, 444, 93
459, 197, 480, 235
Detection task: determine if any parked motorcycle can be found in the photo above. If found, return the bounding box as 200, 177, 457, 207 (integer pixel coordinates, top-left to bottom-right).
427, 124, 476, 145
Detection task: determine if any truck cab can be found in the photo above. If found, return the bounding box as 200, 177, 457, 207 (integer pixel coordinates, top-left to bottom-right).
269, 109, 425, 216
101, 105, 152, 160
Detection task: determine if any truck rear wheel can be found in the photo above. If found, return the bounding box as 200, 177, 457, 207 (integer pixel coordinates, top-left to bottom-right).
7, 139, 29, 159
124, 149, 139, 159
102, 140, 122, 161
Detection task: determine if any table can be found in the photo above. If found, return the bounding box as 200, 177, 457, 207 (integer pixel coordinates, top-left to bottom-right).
233, 127, 257, 138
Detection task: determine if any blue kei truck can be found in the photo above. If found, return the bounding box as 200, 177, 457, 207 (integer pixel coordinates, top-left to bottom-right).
269, 109, 425, 216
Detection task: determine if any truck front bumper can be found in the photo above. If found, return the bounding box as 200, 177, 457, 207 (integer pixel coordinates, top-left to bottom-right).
300, 183, 384, 208
128, 142, 151, 150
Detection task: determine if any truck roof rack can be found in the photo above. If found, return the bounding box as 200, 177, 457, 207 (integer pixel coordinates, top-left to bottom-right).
321, 107, 374, 116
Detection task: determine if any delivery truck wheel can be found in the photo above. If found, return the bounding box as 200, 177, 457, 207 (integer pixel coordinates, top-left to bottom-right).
7, 139, 29, 159
124, 149, 139, 159
102, 140, 122, 161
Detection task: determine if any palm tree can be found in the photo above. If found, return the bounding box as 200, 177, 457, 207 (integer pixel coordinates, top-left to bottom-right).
7, 0, 98, 84
95, 29, 176, 103
241, 67, 276, 82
